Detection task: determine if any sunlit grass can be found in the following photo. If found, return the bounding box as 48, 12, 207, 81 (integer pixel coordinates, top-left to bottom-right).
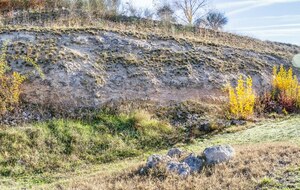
1, 116, 297, 189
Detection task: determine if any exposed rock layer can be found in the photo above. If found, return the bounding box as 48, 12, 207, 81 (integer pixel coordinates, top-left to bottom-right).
2, 28, 300, 108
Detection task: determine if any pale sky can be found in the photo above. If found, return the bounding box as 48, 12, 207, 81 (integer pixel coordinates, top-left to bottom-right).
123, 0, 300, 45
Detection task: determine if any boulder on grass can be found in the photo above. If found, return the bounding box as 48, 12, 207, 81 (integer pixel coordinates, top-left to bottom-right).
167, 161, 190, 178
183, 154, 203, 172
146, 154, 172, 168
203, 145, 235, 165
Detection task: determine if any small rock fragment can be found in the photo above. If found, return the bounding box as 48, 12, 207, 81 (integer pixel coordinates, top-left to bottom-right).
167, 148, 183, 158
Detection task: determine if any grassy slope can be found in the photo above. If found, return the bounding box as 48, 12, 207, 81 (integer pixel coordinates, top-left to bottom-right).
0, 111, 182, 189
14, 116, 299, 190
63, 143, 299, 190
187, 116, 300, 151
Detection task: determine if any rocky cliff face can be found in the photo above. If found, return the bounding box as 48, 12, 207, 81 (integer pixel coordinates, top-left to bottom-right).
2, 27, 300, 109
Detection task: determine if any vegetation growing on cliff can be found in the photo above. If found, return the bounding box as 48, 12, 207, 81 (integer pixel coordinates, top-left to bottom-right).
272, 65, 300, 111
256, 65, 300, 114
228, 75, 256, 119
228, 65, 300, 118
0, 41, 44, 115
0, 42, 25, 114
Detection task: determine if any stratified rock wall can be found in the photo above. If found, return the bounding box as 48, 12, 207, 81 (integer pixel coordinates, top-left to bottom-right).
2, 28, 299, 108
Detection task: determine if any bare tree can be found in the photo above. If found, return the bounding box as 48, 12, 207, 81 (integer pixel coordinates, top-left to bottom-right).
197, 10, 228, 30
105, 0, 120, 16
143, 8, 154, 19
173, 0, 209, 25
124, 1, 142, 17
156, 4, 175, 23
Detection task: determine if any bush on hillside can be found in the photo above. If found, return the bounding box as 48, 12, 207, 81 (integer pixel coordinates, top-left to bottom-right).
228, 75, 256, 119
272, 65, 300, 111
259, 65, 300, 114
0, 42, 25, 114
0, 41, 44, 115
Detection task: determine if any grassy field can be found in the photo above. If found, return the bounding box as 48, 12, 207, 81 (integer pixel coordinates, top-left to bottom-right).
60, 117, 300, 190
187, 116, 300, 150
0, 116, 298, 190
62, 143, 299, 190
0, 110, 183, 189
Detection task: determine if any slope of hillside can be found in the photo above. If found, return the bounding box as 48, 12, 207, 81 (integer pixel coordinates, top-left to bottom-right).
53, 117, 300, 190
2, 26, 300, 111
1, 116, 298, 190
1, 21, 300, 190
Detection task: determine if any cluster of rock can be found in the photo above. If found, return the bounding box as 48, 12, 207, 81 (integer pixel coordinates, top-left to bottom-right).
143, 145, 235, 178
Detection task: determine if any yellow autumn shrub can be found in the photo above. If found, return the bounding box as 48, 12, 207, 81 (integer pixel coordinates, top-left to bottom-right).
0, 42, 32, 114
272, 65, 300, 110
273, 65, 298, 94
228, 75, 256, 119
0, 41, 45, 114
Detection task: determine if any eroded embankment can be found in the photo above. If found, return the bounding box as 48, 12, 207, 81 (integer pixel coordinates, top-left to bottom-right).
1, 27, 299, 110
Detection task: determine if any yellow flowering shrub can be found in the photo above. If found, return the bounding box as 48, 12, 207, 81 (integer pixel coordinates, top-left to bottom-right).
272, 65, 300, 111
0, 42, 43, 115
273, 65, 298, 95
228, 75, 256, 119
0, 43, 25, 114
0, 72, 26, 114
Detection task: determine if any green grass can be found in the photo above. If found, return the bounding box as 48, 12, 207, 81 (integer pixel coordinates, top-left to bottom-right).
1, 116, 300, 189
184, 116, 300, 152
34, 116, 300, 190
259, 177, 278, 187
0, 110, 181, 180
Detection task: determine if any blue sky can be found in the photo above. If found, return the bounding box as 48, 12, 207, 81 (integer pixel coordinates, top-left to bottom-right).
123, 0, 300, 45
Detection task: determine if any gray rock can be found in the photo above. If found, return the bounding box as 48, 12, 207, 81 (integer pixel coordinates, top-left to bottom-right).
146, 154, 172, 168
166, 161, 180, 172
177, 163, 190, 178
166, 161, 190, 178
203, 145, 235, 165
167, 148, 183, 158
198, 121, 212, 132
216, 119, 232, 128
231, 119, 246, 126
183, 154, 203, 172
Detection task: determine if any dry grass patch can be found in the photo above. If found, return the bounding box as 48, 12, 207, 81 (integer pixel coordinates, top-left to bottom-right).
64, 143, 300, 190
